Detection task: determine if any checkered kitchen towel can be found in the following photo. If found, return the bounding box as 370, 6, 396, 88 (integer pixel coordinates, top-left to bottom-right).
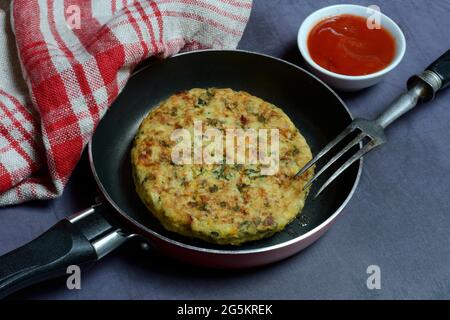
0, 0, 252, 205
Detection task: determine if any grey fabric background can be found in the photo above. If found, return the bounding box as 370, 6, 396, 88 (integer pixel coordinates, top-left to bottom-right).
1, 0, 449, 299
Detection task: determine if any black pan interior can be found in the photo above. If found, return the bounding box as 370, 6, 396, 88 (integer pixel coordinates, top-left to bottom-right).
91, 50, 360, 251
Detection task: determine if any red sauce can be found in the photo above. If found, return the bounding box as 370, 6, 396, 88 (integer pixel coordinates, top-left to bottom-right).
307, 14, 396, 76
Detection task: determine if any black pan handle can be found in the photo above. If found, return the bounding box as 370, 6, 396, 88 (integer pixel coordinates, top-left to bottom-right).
0, 220, 97, 298
426, 49, 450, 89
0, 205, 128, 299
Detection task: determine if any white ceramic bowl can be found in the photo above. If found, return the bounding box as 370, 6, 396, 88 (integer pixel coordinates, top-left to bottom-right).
298, 4, 406, 91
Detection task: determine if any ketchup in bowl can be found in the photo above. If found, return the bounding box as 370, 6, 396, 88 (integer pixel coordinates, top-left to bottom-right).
307, 14, 396, 76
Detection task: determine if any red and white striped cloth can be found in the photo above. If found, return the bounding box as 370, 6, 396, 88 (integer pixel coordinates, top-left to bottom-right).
0, 0, 252, 206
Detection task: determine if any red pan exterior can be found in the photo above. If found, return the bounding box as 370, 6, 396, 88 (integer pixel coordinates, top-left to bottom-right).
142, 217, 337, 268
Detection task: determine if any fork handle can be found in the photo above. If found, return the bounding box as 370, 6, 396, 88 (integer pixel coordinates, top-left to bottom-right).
426, 49, 450, 90
376, 49, 450, 128
407, 49, 450, 100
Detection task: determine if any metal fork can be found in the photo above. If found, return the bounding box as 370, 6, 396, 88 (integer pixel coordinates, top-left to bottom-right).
296, 49, 450, 197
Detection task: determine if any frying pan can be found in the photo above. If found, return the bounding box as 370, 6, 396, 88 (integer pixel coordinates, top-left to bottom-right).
0, 50, 362, 298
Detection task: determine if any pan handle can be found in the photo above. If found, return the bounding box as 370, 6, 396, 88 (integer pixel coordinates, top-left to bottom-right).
0, 204, 129, 298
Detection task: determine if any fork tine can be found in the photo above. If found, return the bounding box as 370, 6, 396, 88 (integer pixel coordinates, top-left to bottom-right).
303, 132, 366, 190
295, 126, 354, 178
313, 139, 379, 198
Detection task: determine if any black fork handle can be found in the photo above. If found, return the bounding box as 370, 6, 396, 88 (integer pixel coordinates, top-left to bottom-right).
426, 49, 450, 89
407, 49, 450, 101
378, 49, 450, 128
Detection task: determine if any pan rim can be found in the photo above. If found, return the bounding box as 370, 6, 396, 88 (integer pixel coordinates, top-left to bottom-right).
88, 49, 363, 255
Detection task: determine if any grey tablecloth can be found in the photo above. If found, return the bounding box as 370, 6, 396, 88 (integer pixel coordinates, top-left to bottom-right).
1, 0, 449, 299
